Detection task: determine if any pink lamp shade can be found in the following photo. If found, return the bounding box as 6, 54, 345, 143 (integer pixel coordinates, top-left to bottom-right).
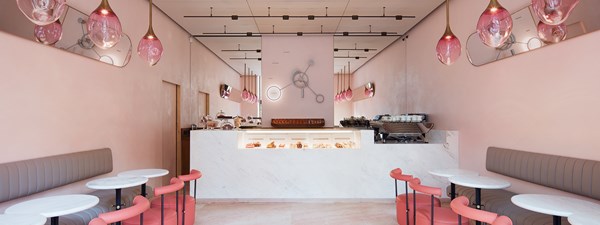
241, 89, 249, 102
476, 0, 513, 48
87, 0, 122, 49
137, 30, 163, 66
364, 87, 374, 98
436, 27, 462, 65
16, 0, 66, 26
532, 0, 579, 25
345, 88, 353, 101
34, 20, 62, 45
537, 21, 567, 43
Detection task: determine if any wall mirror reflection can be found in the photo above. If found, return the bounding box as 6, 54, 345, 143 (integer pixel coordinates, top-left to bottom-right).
0, 2, 132, 67
466, 0, 599, 66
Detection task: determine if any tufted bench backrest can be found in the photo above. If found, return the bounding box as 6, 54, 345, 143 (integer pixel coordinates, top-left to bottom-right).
0, 148, 113, 203
486, 147, 600, 201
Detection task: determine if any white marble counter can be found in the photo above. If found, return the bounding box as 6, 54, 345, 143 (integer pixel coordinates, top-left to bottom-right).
190, 129, 459, 201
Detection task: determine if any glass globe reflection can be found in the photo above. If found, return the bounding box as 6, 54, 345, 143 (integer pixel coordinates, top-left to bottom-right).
531, 0, 580, 25
34, 20, 62, 45
16, 0, 66, 26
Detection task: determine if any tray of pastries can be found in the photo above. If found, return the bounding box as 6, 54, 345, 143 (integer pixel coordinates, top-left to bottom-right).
271, 118, 325, 128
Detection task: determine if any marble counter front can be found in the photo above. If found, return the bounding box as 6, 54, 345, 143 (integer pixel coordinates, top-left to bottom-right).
190, 129, 458, 201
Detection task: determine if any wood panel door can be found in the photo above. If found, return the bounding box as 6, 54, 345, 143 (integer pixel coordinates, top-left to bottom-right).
161, 81, 180, 185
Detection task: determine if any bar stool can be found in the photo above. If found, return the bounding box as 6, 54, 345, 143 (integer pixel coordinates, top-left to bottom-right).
123, 178, 185, 225
89, 196, 150, 225
391, 168, 441, 225
450, 196, 513, 225
151, 169, 202, 225
408, 178, 469, 225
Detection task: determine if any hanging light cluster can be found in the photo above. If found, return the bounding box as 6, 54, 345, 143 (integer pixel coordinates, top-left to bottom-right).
17, 0, 67, 46
241, 65, 258, 104
532, 0, 579, 43
335, 63, 353, 102
435, 0, 461, 65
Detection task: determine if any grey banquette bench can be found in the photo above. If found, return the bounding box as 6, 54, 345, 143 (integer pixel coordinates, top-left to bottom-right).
451, 147, 600, 225
0, 148, 144, 225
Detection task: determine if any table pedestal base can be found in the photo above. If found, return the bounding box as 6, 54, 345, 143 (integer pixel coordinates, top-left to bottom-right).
554, 215, 561, 225
475, 188, 481, 225
51, 217, 58, 225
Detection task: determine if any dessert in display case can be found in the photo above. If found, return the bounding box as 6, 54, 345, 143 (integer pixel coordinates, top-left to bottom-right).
238, 129, 361, 149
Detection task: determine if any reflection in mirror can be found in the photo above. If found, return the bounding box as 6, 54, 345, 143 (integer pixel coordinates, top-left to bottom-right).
220, 84, 232, 99
0, 2, 132, 67
351, 82, 375, 102
466, 0, 600, 66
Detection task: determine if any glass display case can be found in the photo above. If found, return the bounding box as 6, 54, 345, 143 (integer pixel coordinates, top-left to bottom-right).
237, 129, 361, 150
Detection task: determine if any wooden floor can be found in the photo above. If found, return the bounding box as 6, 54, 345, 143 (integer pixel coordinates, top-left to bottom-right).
195, 202, 397, 225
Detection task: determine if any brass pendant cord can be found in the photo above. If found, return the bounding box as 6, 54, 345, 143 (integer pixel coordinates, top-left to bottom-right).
347, 61, 351, 89
148, 0, 154, 33
446, 0, 450, 28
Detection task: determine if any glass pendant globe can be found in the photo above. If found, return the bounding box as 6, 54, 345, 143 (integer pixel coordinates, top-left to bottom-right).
87, 0, 122, 49
531, 0, 579, 25
476, 0, 513, 48
364, 88, 374, 98
537, 21, 567, 43
345, 88, 353, 101
34, 20, 62, 45
16, 0, 66, 26
436, 29, 461, 65
241, 89, 250, 102
138, 31, 163, 66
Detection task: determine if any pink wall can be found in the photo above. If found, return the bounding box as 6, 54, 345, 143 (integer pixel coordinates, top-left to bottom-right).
261, 35, 334, 127
356, 0, 600, 199
0, 0, 239, 209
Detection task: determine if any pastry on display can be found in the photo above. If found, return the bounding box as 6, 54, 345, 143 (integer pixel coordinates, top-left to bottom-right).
245, 143, 255, 148
253, 142, 261, 147
267, 141, 276, 148
278, 144, 286, 148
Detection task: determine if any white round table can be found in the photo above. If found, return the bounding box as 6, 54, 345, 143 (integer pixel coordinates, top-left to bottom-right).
86, 176, 147, 225
0, 214, 47, 225
568, 212, 600, 225
511, 194, 600, 225
448, 175, 511, 225
429, 168, 479, 199
118, 169, 169, 197
5, 194, 99, 225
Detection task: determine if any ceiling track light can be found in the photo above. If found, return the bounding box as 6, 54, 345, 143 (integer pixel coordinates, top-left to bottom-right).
230, 53, 262, 61
334, 43, 378, 52
221, 44, 261, 53
185, 6, 415, 20
334, 56, 367, 59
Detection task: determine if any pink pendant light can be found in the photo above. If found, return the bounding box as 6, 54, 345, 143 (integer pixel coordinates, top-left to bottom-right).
87, 0, 122, 49
138, 0, 163, 66
436, 0, 461, 65
476, 0, 513, 48
16, 0, 66, 26
34, 20, 62, 45
537, 21, 567, 43
531, 0, 579, 25
344, 62, 353, 101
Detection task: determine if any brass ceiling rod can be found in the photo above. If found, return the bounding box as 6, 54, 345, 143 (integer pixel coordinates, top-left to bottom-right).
229, 53, 262, 61
184, 15, 415, 20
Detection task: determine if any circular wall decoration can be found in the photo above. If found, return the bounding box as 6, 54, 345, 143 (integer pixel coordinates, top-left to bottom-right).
266, 85, 282, 101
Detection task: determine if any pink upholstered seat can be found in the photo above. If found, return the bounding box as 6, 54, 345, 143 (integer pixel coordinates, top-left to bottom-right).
391, 168, 439, 225
450, 196, 513, 225
89, 196, 150, 225
151, 169, 202, 225
409, 178, 469, 225
123, 178, 184, 225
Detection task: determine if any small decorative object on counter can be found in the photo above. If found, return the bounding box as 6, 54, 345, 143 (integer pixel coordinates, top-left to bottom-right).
340, 116, 370, 128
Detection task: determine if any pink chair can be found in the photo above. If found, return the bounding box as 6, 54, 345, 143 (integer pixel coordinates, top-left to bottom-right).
89, 196, 150, 225
151, 169, 202, 225
391, 168, 441, 225
123, 178, 185, 225
450, 196, 513, 225
408, 178, 469, 225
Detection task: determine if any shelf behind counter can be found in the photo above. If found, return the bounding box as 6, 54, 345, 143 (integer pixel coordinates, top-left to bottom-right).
190, 128, 458, 200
